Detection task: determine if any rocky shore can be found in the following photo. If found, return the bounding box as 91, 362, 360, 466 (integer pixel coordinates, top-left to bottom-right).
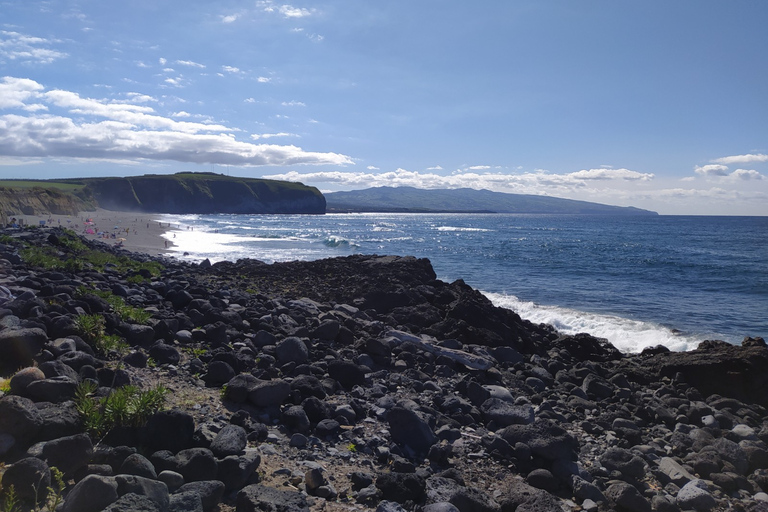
1, 226, 767, 512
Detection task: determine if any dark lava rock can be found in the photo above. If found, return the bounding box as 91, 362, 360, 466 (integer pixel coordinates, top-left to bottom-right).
376, 471, 427, 503
2, 457, 51, 504
61, 474, 119, 512
388, 406, 436, 455
237, 484, 309, 512
210, 424, 247, 457
143, 410, 195, 453
176, 480, 225, 512
176, 448, 218, 482
604, 482, 651, 512
499, 419, 578, 461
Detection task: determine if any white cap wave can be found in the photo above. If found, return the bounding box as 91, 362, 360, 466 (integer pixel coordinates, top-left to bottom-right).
484, 292, 702, 353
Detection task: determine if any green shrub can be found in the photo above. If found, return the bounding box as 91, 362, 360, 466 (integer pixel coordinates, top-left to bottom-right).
75, 382, 168, 438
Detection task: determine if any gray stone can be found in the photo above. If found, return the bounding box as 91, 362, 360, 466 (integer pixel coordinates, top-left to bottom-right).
248, 379, 291, 407
713, 437, 749, 475
115, 474, 170, 511
0, 327, 47, 369
604, 482, 651, 512
216, 449, 261, 491
237, 484, 309, 512
276, 337, 309, 364
499, 419, 578, 461
388, 406, 436, 454
571, 476, 605, 503
599, 447, 646, 479
210, 424, 247, 457
25, 376, 79, 402
658, 456, 695, 486
103, 493, 161, 512
176, 448, 218, 482
498, 480, 562, 512
0, 395, 43, 446
481, 398, 534, 427
8, 367, 45, 395
176, 480, 225, 512
1, 457, 50, 504
676, 480, 717, 511
120, 453, 158, 480
61, 474, 119, 512
42, 433, 93, 476
159, 470, 185, 492
169, 491, 204, 512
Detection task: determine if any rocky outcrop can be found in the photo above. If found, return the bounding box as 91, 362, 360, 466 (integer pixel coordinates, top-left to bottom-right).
0, 187, 89, 221
1, 226, 767, 512
83, 173, 325, 214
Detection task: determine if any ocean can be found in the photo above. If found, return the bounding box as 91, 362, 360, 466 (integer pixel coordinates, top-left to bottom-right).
157, 213, 768, 353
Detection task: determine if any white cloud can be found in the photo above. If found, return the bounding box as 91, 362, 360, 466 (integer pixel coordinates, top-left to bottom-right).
0, 77, 47, 111
0, 77, 352, 167
222, 66, 241, 74
730, 169, 764, 181
250, 132, 298, 140
467, 165, 491, 170
221, 14, 239, 23
263, 166, 655, 193
257, 77, 272, 83
158, 57, 167, 65
569, 168, 655, 181
694, 164, 729, 177
0, 31, 67, 64
367, 165, 380, 170
278, 5, 313, 18
171, 111, 191, 118
713, 153, 768, 165
281, 100, 305, 107
244, 98, 256, 103
175, 60, 205, 69
426, 165, 443, 171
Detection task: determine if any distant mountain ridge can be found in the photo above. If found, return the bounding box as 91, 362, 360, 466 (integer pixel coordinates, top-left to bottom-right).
325, 187, 657, 215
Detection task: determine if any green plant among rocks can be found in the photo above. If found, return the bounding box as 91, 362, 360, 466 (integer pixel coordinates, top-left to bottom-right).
73, 313, 128, 355
0, 466, 64, 512
75, 381, 168, 439
76, 287, 152, 324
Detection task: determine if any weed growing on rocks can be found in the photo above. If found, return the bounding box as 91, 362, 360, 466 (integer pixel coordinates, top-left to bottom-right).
75, 381, 168, 439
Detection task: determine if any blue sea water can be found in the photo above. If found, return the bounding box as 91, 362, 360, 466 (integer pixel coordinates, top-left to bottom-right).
158, 213, 768, 353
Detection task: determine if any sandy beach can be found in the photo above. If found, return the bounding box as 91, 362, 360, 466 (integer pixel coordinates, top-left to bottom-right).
12, 209, 178, 257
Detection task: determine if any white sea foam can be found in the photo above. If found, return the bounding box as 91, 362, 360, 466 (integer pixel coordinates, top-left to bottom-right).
436, 226, 492, 232
484, 292, 701, 353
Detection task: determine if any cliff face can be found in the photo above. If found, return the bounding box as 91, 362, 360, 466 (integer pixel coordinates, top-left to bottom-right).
0, 187, 89, 224
84, 174, 326, 214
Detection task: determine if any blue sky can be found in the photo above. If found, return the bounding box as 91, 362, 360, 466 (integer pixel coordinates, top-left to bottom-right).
1, 1, 766, 215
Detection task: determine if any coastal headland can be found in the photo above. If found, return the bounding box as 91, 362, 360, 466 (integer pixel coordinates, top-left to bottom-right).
1, 223, 767, 512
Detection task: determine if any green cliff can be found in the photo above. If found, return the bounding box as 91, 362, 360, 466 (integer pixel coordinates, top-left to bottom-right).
0, 173, 325, 217
84, 173, 325, 214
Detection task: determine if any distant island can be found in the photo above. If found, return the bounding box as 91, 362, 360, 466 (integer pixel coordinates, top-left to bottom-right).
1, 175, 657, 222
325, 186, 658, 215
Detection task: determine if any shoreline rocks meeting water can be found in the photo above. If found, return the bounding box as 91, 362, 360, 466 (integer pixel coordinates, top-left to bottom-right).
1, 225, 767, 512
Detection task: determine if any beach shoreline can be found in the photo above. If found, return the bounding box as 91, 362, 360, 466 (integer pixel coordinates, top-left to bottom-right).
13, 209, 178, 257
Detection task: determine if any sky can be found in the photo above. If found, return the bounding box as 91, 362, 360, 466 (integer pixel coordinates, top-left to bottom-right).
1, 1, 767, 215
